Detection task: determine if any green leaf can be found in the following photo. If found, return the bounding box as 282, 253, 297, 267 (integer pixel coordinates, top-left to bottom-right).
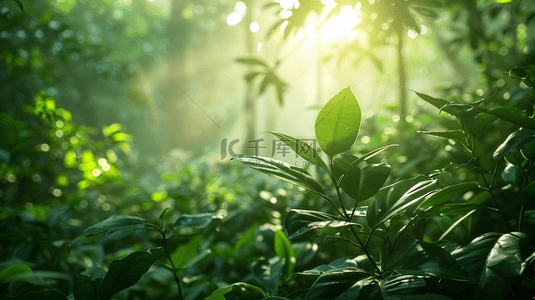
274, 230, 294, 281
69, 215, 149, 247
345, 144, 399, 170
251, 257, 284, 294
333, 155, 361, 198
501, 163, 521, 184
493, 128, 535, 161
418, 130, 465, 141
267, 131, 329, 171
169, 236, 202, 268
438, 209, 476, 241
381, 274, 426, 296
289, 255, 373, 279
245, 71, 262, 82
173, 213, 223, 231
509, 66, 535, 89
334, 157, 391, 202
234, 156, 328, 200
205, 282, 267, 300
412, 91, 454, 115
315, 87, 361, 156
236, 57, 269, 67
452, 232, 531, 299
418, 183, 482, 209
0, 264, 32, 283
233, 223, 257, 253
357, 163, 391, 201
259, 74, 272, 95
367, 176, 438, 229
98, 247, 165, 300
284, 209, 361, 240
398, 204, 495, 243
73, 274, 100, 300
484, 107, 535, 131
285, 209, 338, 234
14, 0, 24, 12
384, 241, 469, 280
467, 113, 498, 137
306, 268, 372, 300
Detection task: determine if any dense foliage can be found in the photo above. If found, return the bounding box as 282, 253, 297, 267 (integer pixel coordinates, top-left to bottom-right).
2, 0, 535, 299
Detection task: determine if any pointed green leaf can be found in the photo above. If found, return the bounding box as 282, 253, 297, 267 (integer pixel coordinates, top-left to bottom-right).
480, 107, 535, 131
418, 130, 465, 141
236, 57, 269, 67
467, 113, 498, 137
289, 255, 373, 280
367, 176, 438, 229
234, 156, 327, 199
334, 156, 391, 202
493, 128, 535, 161
267, 131, 329, 171
259, 74, 271, 95
381, 274, 426, 295
69, 216, 149, 247
14, 0, 24, 12
412, 91, 454, 115
274, 229, 294, 281
384, 241, 469, 280
285, 209, 339, 235
99, 247, 165, 300
358, 163, 391, 201
438, 209, 476, 241
418, 183, 482, 209
245, 71, 262, 82
306, 268, 372, 300
509, 66, 535, 89
452, 232, 531, 299
173, 213, 223, 231
315, 87, 361, 156
284, 209, 361, 240
345, 144, 399, 170
333, 155, 362, 199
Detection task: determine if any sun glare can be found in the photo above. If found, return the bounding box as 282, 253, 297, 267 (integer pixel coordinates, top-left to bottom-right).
321, 5, 361, 40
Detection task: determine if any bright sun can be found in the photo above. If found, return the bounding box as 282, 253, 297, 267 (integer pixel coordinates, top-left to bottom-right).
321, 4, 362, 40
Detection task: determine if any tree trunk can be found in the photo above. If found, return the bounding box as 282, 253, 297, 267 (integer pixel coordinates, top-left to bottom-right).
243, 0, 257, 154
397, 25, 407, 124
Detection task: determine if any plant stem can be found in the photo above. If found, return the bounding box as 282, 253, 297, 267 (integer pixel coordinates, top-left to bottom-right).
329, 163, 382, 277
159, 229, 184, 300
480, 174, 512, 231
518, 205, 524, 232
